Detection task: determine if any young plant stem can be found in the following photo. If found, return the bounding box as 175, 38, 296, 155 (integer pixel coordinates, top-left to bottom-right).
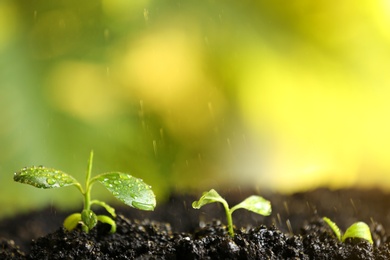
84, 151, 94, 212
80, 151, 94, 232
221, 201, 234, 237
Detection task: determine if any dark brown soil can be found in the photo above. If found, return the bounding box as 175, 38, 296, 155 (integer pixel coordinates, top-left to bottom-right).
1, 188, 390, 259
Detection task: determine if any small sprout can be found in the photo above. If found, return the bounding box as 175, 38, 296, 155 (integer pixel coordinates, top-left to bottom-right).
323, 217, 373, 244
192, 189, 271, 237
14, 151, 156, 233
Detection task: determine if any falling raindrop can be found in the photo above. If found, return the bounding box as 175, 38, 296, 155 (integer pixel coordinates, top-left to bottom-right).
242, 134, 247, 146
58, 19, 66, 29
153, 140, 157, 157
227, 138, 234, 159
350, 198, 357, 215
198, 153, 203, 165
283, 201, 290, 215
204, 36, 209, 46
104, 29, 110, 41
139, 100, 146, 130
143, 8, 149, 23
277, 213, 282, 227
160, 128, 165, 145
208, 102, 215, 121
286, 219, 293, 235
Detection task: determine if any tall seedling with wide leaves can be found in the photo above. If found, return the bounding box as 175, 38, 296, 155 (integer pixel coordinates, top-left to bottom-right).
13, 151, 156, 233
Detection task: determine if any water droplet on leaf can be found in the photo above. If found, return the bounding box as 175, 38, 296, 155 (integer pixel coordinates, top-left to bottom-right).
46, 178, 56, 185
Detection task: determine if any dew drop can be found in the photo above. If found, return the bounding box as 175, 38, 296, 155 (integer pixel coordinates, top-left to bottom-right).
46, 178, 56, 185
120, 174, 129, 180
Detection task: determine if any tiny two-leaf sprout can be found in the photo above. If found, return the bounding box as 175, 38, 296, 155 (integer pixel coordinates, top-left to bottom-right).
192, 189, 272, 237
323, 217, 373, 244
13, 151, 156, 233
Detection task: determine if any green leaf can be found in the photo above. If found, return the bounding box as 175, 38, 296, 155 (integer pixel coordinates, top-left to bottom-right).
192, 189, 226, 209
230, 195, 272, 215
342, 222, 373, 244
323, 217, 342, 241
81, 209, 97, 231
94, 172, 156, 211
14, 166, 79, 189
91, 200, 116, 217
97, 215, 117, 233
63, 213, 82, 231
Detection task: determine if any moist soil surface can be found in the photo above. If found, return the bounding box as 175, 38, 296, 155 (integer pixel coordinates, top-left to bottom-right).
1, 188, 390, 259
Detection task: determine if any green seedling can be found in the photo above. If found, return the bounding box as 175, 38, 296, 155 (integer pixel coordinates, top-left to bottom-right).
323, 217, 373, 244
13, 151, 156, 233
192, 189, 271, 237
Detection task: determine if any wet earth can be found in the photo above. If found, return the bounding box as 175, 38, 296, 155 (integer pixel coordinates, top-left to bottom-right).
1, 188, 390, 259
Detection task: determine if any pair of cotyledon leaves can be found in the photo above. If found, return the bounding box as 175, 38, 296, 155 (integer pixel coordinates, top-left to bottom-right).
192, 189, 272, 217
323, 217, 373, 244
13, 166, 156, 211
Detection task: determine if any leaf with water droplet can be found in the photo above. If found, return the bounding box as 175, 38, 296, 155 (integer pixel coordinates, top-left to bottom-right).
14, 166, 78, 189
94, 172, 156, 211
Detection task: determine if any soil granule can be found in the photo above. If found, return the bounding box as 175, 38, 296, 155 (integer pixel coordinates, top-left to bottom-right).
1, 188, 390, 259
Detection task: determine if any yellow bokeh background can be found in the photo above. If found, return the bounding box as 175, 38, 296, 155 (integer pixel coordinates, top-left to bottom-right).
1, 0, 390, 217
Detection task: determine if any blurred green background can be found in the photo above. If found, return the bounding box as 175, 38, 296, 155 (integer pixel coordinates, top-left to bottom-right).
2, 0, 390, 218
